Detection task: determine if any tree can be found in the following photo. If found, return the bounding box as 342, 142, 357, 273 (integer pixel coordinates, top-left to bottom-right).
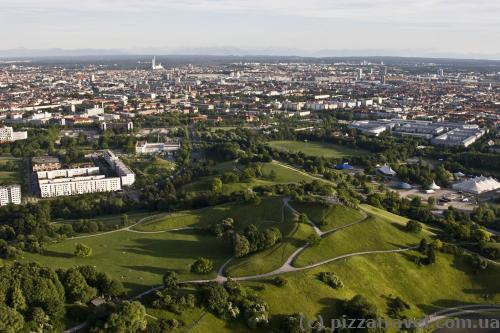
427, 196, 436, 209
471, 254, 488, 273
405, 220, 422, 234
61, 268, 97, 303
418, 238, 428, 254
307, 234, 322, 247
8, 285, 27, 311
0, 305, 24, 333
272, 276, 288, 287
472, 229, 491, 243
191, 258, 214, 274
162, 271, 178, 289
298, 213, 309, 224
222, 171, 239, 183
317, 272, 344, 289
234, 234, 251, 257
96, 273, 125, 298
211, 178, 223, 193
343, 295, 378, 321
387, 296, 410, 318
120, 214, 129, 227
425, 246, 437, 265
202, 283, 230, 316
101, 301, 148, 333
74, 243, 92, 257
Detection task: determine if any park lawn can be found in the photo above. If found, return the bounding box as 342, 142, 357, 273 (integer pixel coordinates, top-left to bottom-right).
0, 156, 23, 185
361, 204, 439, 235
21, 229, 230, 295
182, 161, 323, 195
293, 215, 423, 267
52, 211, 154, 232
239, 251, 500, 331
132, 197, 286, 233
268, 140, 367, 158
292, 201, 366, 231
189, 311, 253, 333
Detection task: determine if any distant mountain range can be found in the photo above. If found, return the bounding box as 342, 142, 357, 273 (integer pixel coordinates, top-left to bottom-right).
1, 47, 499, 61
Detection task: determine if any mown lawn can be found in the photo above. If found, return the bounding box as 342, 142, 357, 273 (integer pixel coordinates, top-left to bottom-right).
0, 156, 23, 185
293, 214, 423, 267
22, 229, 231, 295
52, 211, 154, 233
182, 160, 323, 195
292, 201, 366, 231
238, 252, 500, 332
269, 140, 367, 158
133, 196, 286, 233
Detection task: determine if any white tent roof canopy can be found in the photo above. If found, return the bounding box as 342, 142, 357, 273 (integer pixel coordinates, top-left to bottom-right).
452, 176, 500, 194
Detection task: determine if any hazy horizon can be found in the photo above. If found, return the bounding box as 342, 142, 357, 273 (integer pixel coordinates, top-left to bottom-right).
1, 0, 500, 60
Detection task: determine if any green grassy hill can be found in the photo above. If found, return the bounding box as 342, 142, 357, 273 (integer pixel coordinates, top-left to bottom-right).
133, 196, 286, 232
292, 201, 366, 231
22, 197, 291, 295
182, 160, 325, 195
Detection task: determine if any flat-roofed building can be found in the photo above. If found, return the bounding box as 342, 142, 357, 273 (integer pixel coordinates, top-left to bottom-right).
0, 184, 21, 205
0, 126, 27, 143
103, 150, 135, 186
37, 166, 101, 180
38, 174, 121, 198
431, 127, 486, 147
32, 156, 62, 172
135, 141, 181, 154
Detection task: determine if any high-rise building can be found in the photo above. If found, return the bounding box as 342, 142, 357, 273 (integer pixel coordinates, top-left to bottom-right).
152, 56, 164, 70
356, 68, 363, 80
0, 126, 28, 143
0, 185, 21, 206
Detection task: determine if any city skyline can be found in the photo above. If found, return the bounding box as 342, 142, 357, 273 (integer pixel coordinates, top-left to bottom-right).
1, 0, 500, 59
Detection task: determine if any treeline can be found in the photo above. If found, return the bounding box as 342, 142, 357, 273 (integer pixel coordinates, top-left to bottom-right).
0, 262, 124, 332
366, 190, 495, 247
0, 193, 131, 256
394, 163, 453, 187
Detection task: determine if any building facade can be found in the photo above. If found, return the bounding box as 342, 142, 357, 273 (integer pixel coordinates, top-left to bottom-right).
0, 126, 28, 143
38, 175, 122, 198
0, 185, 21, 205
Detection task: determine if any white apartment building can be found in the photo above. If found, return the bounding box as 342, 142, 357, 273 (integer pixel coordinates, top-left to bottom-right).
135, 141, 181, 154
38, 175, 122, 198
0, 126, 28, 143
37, 166, 100, 180
0, 185, 21, 205
103, 150, 135, 186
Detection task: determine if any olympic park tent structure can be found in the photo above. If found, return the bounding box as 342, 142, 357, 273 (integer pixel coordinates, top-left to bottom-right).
452, 176, 500, 194
335, 162, 354, 170
377, 164, 396, 176
397, 182, 412, 189
429, 181, 441, 190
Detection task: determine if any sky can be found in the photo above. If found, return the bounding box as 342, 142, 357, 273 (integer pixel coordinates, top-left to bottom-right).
1, 0, 499, 58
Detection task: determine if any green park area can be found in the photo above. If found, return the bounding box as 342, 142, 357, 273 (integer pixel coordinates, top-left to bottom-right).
0, 156, 23, 185
14, 197, 500, 332
182, 160, 327, 195
268, 140, 367, 158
